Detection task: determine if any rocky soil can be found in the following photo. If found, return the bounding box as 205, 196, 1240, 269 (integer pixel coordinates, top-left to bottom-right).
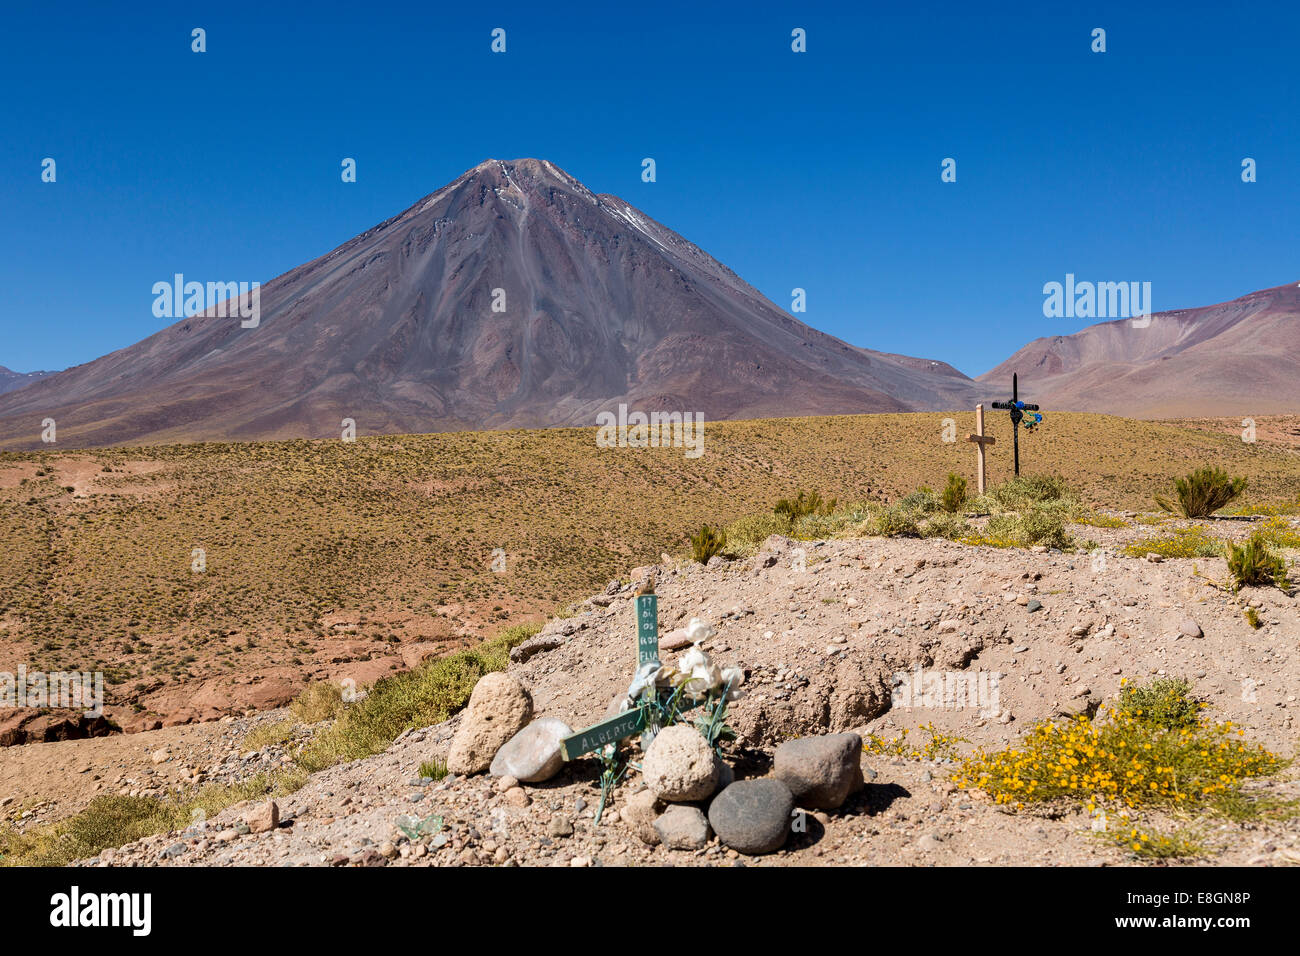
69, 523, 1300, 868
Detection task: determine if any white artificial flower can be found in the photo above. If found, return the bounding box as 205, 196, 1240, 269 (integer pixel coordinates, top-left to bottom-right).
684, 617, 715, 643
677, 645, 719, 701
720, 665, 746, 702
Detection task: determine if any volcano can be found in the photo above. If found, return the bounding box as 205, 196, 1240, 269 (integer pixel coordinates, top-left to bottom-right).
0, 159, 978, 449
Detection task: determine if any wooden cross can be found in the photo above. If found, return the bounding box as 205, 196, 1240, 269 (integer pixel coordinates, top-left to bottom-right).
965, 403, 996, 495
560, 578, 662, 761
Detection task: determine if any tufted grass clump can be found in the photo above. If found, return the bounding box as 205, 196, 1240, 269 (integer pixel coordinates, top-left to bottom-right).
418, 758, 449, 781
941, 472, 967, 513
240, 718, 297, 752
773, 490, 837, 525
953, 694, 1285, 815
896, 486, 941, 515
689, 524, 727, 564
295, 621, 540, 772
720, 511, 790, 555
1156, 466, 1246, 518
990, 474, 1075, 512
983, 506, 1073, 549
921, 510, 969, 540
868, 504, 921, 538
0, 769, 307, 868
1226, 533, 1290, 590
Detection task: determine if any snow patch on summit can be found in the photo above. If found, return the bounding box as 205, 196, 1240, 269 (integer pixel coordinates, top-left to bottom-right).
607, 202, 674, 255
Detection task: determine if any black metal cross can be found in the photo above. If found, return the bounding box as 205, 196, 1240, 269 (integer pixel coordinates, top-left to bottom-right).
990, 372, 1040, 477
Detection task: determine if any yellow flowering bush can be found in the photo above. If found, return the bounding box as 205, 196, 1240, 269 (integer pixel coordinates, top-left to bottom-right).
863, 723, 967, 761
952, 708, 1284, 812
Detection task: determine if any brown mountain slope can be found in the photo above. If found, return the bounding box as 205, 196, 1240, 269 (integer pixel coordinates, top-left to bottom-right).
0, 366, 54, 397
0, 159, 977, 450
979, 282, 1300, 416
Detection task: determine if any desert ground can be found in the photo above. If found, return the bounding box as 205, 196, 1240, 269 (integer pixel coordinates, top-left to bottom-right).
1, 412, 1298, 866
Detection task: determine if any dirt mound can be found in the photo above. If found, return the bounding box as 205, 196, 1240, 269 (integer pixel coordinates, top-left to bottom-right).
75, 526, 1300, 867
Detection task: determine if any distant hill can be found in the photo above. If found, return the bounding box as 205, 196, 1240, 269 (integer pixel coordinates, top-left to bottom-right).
980, 282, 1300, 417
0, 366, 54, 397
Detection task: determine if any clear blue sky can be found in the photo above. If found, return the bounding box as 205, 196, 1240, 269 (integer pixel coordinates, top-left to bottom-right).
2, 0, 1296, 377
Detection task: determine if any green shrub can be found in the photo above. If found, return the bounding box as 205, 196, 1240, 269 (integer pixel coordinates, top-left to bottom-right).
295, 622, 539, 772
1227, 533, 1289, 590
290, 681, 345, 723
721, 511, 790, 555
418, 758, 449, 781
897, 487, 940, 515
790, 505, 865, 540
689, 524, 726, 564
921, 511, 968, 540
985, 506, 1072, 549
870, 505, 920, 538
1, 770, 306, 867
991, 474, 1074, 512
941, 473, 968, 514
773, 490, 837, 525
1117, 677, 1203, 730
1156, 466, 1246, 518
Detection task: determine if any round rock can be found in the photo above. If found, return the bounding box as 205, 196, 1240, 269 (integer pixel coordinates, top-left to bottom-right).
446, 672, 532, 775
773, 732, 865, 810
707, 779, 794, 855
643, 725, 720, 802
489, 717, 572, 783
653, 805, 712, 850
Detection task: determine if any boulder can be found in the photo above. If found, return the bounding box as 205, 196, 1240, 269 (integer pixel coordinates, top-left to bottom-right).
489, 717, 572, 782
642, 725, 720, 802
446, 673, 533, 775
654, 805, 712, 850
242, 800, 279, 834
707, 779, 794, 855
509, 632, 567, 663
773, 733, 865, 810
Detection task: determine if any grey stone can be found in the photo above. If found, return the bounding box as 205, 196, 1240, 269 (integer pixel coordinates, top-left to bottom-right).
510, 632, 568, 663
707, 779, 794, 855
773, 733, 864, 810
654, 805, 712, 850
1179, 617, 1203, 638
489, 717, 572, 783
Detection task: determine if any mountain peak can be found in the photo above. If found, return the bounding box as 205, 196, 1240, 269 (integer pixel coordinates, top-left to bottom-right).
0, 161, 979, 449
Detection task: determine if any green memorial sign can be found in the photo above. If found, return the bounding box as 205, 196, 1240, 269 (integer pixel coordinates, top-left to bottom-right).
636, 593, 660, 667
560, 707, 647, 761
561, 582, 663, 760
